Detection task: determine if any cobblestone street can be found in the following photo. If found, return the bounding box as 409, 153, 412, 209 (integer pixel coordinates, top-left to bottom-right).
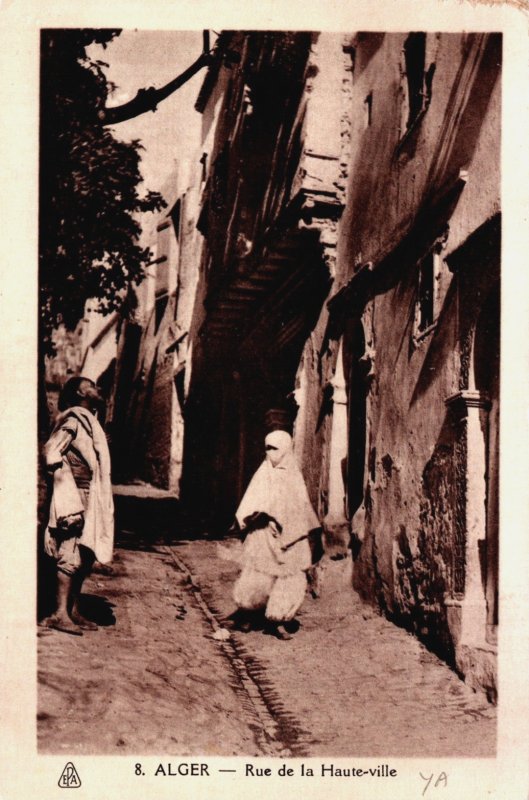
38, 545, 262, 756
38, 531, 496, 758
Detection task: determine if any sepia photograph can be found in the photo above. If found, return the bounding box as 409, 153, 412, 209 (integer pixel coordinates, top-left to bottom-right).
37, 27, 500, 757
1, 2, 529, 798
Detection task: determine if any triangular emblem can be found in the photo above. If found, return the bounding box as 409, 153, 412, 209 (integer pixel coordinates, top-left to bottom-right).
58, 762, 81, 788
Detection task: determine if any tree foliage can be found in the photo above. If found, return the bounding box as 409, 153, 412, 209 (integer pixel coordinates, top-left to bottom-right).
39, 29, 166, 354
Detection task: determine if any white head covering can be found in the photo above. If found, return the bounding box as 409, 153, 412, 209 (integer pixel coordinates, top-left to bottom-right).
236, 431, 319, 566
264, 429, 295, 468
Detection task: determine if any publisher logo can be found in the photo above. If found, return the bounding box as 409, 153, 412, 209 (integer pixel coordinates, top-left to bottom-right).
58, 762, 81, 788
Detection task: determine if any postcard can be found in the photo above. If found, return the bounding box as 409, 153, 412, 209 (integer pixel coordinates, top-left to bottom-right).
1, 1, 528, 798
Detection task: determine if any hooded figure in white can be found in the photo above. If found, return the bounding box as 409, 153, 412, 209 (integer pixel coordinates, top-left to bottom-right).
233, 430, 319, 638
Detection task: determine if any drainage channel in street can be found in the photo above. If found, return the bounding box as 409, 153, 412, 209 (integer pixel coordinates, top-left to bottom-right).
161, 545, 315, 758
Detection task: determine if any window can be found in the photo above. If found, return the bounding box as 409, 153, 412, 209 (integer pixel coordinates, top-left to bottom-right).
364, 92, 373, 128
154, 293, 169, 333
417, 251, 436, 331
170, 199, 181, 242
403, 33, 435, 131
343, 43, 356, 80
414, 238, 447, 340
200, 152, 208, 184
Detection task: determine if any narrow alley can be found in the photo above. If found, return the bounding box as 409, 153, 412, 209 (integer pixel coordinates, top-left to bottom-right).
36, 27, 502, 770
38, 499, 496, 759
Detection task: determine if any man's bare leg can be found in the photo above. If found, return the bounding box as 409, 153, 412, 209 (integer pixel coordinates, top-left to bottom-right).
41, 571, 83, 635
70, 563, 98, 630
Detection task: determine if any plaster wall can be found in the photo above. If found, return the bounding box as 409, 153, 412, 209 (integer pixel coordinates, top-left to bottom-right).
293, 313, 334, 517
140, 324, 180, 491
338, 33, 500, 274
81, 319, 119, 385
356, 263, 459, 636
335, 33, 500, 661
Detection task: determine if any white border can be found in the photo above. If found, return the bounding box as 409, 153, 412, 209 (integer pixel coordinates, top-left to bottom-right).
1, 2, 528, 798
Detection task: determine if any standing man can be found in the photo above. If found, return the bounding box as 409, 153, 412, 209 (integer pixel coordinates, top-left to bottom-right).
41, 377, 114, 635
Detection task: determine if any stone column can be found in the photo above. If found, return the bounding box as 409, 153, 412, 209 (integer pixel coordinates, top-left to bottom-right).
445, 389, 491, 647
323, 341, 350, 555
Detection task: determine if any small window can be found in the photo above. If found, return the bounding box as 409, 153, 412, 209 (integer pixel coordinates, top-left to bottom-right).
418, 252, 435, 331
414, 248, 443, 338
154, 294, 169, 333
364, 92, 373, 128
200, 152, 208, 184
170, 199, 181, 242
343, 43, 356, 80
403, 33, 435, 131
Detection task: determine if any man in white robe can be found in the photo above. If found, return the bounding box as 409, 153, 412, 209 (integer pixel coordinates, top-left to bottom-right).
41, 377, 114, 635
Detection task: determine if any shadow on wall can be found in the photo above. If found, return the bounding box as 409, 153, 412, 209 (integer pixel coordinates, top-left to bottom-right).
109, 322, 143, 482
351, 32, 386, 80
353, 407, 465, 669
407, 277, 458, 408
390, 214, 499, 410
346, 33, 500, 283
423, 33, 501, 200
393, 406, 465, 666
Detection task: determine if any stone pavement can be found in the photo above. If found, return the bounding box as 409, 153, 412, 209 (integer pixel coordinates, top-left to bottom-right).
38, 534, 497, 758
174, 537, 497, 758
38, 546, 264, 756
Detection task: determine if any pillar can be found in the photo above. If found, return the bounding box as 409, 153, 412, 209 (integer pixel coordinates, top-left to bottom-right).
444, 389, 491, 647
323, 340, 350, 555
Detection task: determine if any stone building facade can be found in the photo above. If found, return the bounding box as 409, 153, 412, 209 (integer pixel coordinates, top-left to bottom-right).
44, 307, 120, 422
327, 33, 500, 699
106, 31, 500, 698
107, 162, 206, 491
178, 31, 500, 698
181, 32, 348, 530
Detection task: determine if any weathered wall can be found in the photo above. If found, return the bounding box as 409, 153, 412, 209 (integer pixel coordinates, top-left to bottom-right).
138, 302, 179, 490
335, 33, 500, 663
338, 33, 500, 271
293, 314, 335, 516
182, 32, 332, 529
109, 160, 207, 493
354, 257, 459, 642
